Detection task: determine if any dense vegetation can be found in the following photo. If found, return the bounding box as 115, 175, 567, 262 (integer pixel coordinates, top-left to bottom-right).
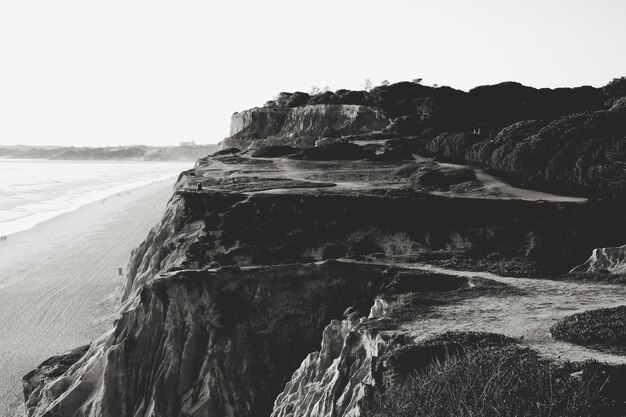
551, 306, 626, 348
427, 105, 626, 200
366, 332, 626, 417
259, 78, 626, 200
264, 80, 619, 136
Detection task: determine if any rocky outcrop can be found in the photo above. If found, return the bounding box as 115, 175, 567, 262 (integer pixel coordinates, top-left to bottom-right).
22, 345, 90, 414
21, 78, 626, 417
571, 244, 626, 274
229, 108, 291, 138
222, 105, 389, 150
23, 262, 397, 417
124, 156, 626, 286
271, 318, 381, 417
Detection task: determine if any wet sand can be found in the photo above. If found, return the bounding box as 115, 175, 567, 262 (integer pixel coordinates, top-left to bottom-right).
0, 178, 177, 415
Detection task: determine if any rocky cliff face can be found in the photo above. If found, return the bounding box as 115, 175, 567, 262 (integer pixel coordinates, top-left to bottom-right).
222, 105, 389, 150
571, 244, 626, 274
229, 108, 291, 138
23, 261, 394, 417
270, 307, 388, 417
23, 101, 626, 417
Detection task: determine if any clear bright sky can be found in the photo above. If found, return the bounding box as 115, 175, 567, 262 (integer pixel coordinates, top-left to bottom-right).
0, 0, 624, 146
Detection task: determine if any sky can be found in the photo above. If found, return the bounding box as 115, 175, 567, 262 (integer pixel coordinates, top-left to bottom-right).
0, 0, 624, 146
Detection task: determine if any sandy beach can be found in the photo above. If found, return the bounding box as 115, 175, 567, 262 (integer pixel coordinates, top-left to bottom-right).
0, 177, 178, 415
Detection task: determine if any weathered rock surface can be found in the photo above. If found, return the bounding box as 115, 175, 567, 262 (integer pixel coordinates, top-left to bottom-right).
24, 262, 402, 417
22, 345, 90, 415
229, 107, 291, 138
571, 244, 626, 274
271, 318, 380, 417
22, 77, 626, 417
223, 105, 389, 150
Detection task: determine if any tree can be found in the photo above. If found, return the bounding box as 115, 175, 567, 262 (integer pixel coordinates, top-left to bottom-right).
604, 76, 626, 100
310, 85, 321, 95
322, 86, 331, 93
363, 78, 373, 91
380, 80, 390, 86
412, 78, 423, 84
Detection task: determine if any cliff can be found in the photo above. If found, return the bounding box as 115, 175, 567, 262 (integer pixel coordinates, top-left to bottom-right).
571, 244, 626, 274
24, 262, 394, 417
219, 78, 626, 201
221, 105, 389, 150
24, 148, 626, 416
22, 78, 626, 417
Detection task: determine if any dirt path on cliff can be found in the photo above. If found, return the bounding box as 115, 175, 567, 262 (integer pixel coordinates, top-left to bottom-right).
0, 179, 176, 416
238, 155, 589, 202
352, 260, 626, 365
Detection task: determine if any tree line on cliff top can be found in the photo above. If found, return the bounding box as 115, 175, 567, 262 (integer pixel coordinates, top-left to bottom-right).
262, 77, 626, 200
264, 77, 626, 137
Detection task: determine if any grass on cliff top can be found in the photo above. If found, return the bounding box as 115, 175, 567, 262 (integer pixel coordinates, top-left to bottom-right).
365, 345, 624, 417
551, 306, 626, 348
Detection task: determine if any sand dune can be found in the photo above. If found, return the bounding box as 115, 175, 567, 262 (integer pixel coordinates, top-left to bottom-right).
0, 178, 177, 415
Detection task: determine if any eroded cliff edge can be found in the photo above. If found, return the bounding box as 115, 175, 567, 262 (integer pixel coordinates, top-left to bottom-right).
24, 149, 626, 417
23, 78, 626, 417
223, 104, 389, 150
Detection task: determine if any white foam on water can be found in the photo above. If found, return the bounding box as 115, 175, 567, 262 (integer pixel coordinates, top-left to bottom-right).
0, 159, 191, 237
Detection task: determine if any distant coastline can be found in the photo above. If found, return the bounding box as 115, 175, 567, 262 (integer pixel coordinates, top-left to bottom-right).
0, 143, 217, 161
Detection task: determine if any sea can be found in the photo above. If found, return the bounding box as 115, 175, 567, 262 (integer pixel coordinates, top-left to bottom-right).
0, 159, 192, 237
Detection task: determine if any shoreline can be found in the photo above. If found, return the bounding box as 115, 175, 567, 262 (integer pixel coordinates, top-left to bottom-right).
0, 177, 177, 415
0, 159, 191, 237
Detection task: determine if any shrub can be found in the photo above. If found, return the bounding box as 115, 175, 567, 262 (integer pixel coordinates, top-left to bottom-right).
551, 306, 626, 348
366, 345, 620, 417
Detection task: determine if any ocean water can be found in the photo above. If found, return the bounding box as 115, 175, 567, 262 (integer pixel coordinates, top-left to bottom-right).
0, 159, 192, 236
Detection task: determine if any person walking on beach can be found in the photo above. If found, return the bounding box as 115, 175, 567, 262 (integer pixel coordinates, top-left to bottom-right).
197, 183, 203, 192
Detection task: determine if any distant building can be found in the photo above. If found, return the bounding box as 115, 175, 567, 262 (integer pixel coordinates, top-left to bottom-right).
179, 141, 196, 146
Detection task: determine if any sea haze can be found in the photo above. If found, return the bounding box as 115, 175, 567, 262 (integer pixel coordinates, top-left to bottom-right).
0, 159, 191, 236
